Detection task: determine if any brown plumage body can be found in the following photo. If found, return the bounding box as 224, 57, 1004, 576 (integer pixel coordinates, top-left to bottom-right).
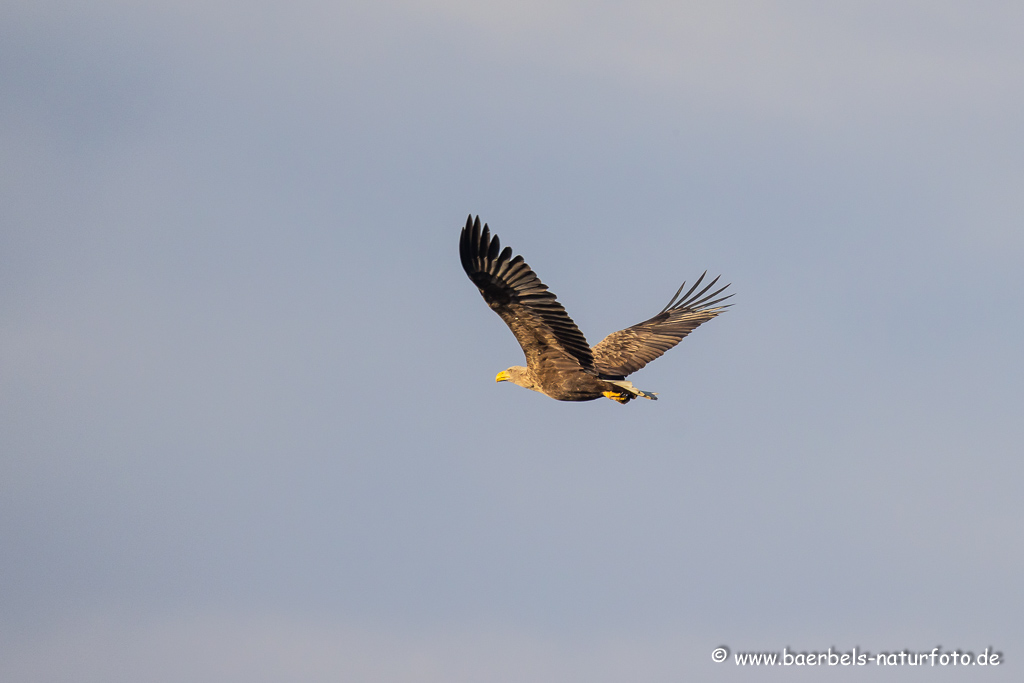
460, 216, 731, 404
495, 365, 625, 402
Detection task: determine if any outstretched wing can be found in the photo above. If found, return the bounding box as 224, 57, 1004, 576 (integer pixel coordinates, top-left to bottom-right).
460, 215, 594, 371
592, 273, 732, 378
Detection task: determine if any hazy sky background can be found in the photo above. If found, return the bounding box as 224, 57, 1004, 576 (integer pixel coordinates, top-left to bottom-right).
2, 1, 1022, 680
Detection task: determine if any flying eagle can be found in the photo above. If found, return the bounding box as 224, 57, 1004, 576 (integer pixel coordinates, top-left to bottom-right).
460, 215, 732, 404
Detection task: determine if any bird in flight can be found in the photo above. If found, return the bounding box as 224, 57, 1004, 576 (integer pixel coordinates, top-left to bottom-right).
460, 215, 732, 404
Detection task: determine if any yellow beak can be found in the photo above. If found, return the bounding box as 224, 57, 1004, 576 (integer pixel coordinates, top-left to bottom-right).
495, 370, 511, 383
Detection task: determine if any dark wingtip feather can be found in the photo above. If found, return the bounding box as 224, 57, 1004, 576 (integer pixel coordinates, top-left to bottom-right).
658, 271, 707, 315
460, 215, 487, 276
487, 231, 501, 261
659, 273, 735, 314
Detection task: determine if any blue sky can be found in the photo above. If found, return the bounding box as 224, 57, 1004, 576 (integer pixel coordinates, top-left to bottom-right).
2, 1, 1022, 680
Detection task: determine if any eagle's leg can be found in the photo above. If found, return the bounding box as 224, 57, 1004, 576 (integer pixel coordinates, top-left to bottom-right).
602, 391, 632, 404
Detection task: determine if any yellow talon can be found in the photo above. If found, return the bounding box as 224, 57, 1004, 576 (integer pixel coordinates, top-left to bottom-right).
602, 391, 630, 404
